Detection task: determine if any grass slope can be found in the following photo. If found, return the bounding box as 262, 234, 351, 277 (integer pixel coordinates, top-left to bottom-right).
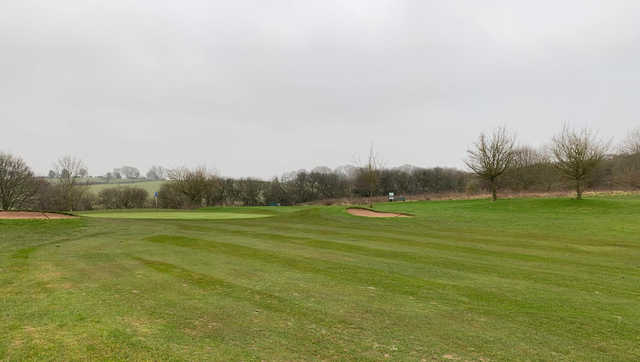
85, 180, 166, 195
1, 197, 640, 360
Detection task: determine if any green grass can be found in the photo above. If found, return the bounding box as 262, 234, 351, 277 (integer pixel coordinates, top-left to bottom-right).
84, 180, 166, 195
80, 210, 271, 220
1, 196, 640, 360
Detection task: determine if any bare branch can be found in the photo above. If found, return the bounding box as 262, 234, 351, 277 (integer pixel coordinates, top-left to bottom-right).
550, 125, 609, 199
360, 144, 382, 207
464, 127, 516, 201
0, 152, 38, 210
53, 155, 87, 211
621, 128, 640, 155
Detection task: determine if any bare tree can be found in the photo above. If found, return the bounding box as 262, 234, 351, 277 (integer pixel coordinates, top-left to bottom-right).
465, 127, 516, 201
146, 165, 167, 180
360, 145, 382, 208
613, 128, 640, 189
54, 156, 87, 211
118, 166, 140, 179
0, 152, 38, 210
551, 125, 609, 200
167, 166, 220, 207
621, 128, 640, 155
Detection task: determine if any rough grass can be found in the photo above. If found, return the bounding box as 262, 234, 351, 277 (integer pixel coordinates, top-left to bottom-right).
1, 196, 640, 360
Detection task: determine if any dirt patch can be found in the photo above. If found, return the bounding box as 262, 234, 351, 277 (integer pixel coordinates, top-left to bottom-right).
347, 208, 411, 218
0, 211, 75, 219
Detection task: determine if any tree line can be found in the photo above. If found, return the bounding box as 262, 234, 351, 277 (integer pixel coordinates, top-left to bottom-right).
155, 165, 469, 208
1, 125, 639, 211
465, 125, 635, 201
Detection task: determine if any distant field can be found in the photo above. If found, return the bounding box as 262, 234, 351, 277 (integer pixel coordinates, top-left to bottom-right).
84, 180, 166, 195
2, 197, 640, 360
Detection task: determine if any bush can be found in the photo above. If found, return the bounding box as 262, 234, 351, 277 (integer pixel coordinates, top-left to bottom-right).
76, 191, 98, 211
98, 187, 149, 209
157, 182, 190, 209
26, 179, 61, 211
26, 181, 97, 211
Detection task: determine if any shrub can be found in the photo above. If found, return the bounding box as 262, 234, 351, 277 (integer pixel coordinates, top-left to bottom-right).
98, 187, 149, 209
157, 182, 190, 209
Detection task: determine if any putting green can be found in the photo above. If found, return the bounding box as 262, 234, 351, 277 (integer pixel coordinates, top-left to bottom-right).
81, 211, 270, 220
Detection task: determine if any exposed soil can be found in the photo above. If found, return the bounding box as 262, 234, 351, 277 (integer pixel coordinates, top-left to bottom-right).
346, 208, 411, 218
0, 211, 75, 219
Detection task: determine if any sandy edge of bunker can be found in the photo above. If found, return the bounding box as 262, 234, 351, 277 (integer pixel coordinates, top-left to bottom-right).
0, 211, 76, 219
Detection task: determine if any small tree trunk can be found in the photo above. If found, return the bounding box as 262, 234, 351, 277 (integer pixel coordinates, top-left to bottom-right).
66, 187, 73, 212
576, 180, 583, 200
491, 180, 497, 202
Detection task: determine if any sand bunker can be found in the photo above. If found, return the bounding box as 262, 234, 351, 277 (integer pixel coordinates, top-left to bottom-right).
347, 208, 411, 218
0, 211, 75, 219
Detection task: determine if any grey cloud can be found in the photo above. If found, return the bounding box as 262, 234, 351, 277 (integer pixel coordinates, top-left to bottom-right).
1, 0, 639, 178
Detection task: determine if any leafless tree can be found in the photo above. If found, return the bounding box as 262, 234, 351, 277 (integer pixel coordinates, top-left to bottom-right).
54, 156, 87, 211
118, 166, 140, 179
146, 165, 167, 180
612, 129, 640, 189
360, 145, 382, 207
167, 166, 220, 207
0, 152, 38, 210
465, 127, 516, 201
621, 128, 640, 155
551, 125, 609, 200
613, 160, 640, 189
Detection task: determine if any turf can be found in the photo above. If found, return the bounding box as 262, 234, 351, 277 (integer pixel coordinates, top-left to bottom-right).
1, 196, 640, 360
79, 211, 271, 220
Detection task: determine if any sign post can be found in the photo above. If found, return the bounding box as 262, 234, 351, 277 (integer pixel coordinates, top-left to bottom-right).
154, 191, 158, 208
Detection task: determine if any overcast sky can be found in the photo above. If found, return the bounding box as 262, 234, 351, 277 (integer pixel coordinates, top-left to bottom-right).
2, 0, 639, 178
